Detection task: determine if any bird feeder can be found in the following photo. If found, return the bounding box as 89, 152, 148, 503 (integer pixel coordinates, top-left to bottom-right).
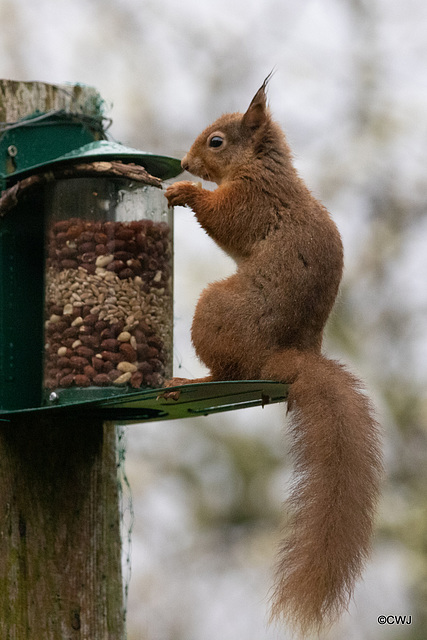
0, 107, 287, 423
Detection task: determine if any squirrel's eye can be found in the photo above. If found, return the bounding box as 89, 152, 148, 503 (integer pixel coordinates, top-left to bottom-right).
209, 135, 224, 148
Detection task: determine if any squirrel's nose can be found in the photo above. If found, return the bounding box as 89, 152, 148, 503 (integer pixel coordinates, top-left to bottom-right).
181, 155, 189, 172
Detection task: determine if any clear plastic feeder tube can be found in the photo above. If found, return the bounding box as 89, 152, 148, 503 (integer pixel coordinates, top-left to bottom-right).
43, 177, 173, 401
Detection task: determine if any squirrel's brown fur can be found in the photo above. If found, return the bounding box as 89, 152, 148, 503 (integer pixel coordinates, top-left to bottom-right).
165, 77, 383, 636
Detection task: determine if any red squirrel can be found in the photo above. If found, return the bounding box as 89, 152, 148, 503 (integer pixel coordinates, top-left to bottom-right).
164, 76, 383, 636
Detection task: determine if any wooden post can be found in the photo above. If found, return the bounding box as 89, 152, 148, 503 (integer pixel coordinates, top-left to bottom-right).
0, 82, 125, 639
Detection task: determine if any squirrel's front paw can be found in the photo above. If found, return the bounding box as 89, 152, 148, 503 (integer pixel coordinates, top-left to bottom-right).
165, 181, 201, 207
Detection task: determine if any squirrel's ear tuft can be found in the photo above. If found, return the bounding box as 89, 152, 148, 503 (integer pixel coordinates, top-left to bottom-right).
242, 71, 274, 132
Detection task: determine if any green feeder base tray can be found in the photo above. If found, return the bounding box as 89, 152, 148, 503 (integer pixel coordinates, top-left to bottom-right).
0, 381, 289, 424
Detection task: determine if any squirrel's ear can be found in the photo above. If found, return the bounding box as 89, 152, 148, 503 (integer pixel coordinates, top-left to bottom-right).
242, 86, 268, 131
242, 72, 273, 132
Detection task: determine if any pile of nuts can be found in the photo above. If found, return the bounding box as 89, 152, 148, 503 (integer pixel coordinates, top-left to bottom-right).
43, 217, 172, 392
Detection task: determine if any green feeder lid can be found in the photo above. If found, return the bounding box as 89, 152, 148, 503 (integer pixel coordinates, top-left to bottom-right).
47, 140, 183, 181
0, 109, 182, 184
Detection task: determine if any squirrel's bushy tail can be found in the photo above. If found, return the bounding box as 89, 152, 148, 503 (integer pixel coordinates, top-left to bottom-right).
263, 349, 383, 636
